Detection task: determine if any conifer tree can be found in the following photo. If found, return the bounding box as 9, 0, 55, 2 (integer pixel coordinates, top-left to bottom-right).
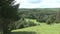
0, 0, 20, 34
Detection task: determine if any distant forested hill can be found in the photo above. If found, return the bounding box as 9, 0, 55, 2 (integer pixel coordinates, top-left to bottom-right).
19, 8, 60, 12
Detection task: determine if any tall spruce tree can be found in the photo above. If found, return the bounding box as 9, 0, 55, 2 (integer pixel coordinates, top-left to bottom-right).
0, 0, 20, 34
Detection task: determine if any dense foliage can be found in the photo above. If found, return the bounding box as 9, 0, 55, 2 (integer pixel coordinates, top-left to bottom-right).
18, 8, 59, 24
0, 0, 20, 34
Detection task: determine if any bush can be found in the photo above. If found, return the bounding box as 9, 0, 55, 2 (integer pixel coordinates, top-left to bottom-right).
10, 18, 39, 29
19, 20, 38, 29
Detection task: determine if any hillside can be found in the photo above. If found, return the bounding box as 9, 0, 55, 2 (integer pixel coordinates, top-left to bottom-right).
19, 8, 60, 12
10, 19, 60, 34
11, 23, 60, 34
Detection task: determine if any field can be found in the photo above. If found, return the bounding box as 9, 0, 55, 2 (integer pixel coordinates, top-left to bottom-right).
9, 19, 60, 34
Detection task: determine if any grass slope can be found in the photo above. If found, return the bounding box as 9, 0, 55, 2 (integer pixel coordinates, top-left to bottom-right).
11, 23, 60, 34
10, 19, 60, 34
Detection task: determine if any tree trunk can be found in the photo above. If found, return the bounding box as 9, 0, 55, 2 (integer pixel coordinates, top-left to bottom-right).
2, 25, 8, 34
2, 19, 10, 34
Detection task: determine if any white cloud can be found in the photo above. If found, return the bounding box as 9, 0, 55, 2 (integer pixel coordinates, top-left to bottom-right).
16, 0, 60, 8
28, 0, 41, 3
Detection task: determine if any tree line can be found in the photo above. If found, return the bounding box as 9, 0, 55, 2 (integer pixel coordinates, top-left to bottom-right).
18, 8, 60, 24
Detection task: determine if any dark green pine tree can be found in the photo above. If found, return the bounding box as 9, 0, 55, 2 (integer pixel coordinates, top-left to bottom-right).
0, 0, 20, 34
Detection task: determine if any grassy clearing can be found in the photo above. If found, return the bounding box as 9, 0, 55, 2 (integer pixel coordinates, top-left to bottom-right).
10, 18, 60, 34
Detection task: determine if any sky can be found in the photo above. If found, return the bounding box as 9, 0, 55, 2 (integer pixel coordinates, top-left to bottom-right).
15, 0, 60, 8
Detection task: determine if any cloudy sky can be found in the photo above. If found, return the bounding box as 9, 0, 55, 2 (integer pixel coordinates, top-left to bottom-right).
16, 0, 60, 8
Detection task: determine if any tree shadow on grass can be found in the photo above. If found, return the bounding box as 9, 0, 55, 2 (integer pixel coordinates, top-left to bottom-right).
8, 31, 36, 34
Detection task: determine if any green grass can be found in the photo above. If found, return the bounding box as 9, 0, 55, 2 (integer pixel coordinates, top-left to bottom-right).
10, 18, 60, 34
25, 18, 40, 25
